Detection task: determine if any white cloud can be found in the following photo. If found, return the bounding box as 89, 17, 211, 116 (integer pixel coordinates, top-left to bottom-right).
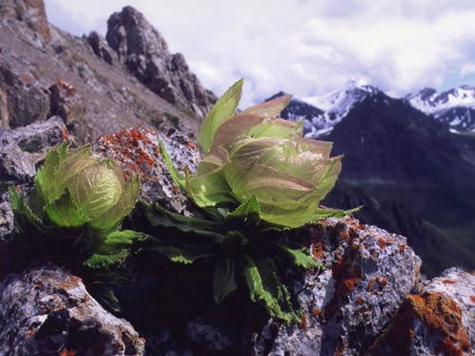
44, 0, 475, 106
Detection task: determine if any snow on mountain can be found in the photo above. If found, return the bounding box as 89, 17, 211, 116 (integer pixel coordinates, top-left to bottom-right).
407, 86, 475, 132
407, 86, 475, 113
271, 82, 381, 138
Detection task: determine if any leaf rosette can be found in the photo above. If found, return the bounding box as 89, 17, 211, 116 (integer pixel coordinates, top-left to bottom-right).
34, 144, 140, 232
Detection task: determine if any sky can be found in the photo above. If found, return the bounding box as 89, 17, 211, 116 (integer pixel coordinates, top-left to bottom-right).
44, 0, 475, 106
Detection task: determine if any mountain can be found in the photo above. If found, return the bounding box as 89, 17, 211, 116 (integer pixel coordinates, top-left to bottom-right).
276, 83, 381, 138
271, 88, 475, 275
0, 2, 213, 142
407, 86, 475, 132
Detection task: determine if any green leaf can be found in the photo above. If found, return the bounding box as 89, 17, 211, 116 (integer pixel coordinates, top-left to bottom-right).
226, 195, 260, 220
198, 79, 244, 153
91, 174, 140, 232
159, 140, 186, 191
152, 243, 214, 264
44, 190, 91, 228
145, 204, 225, 242
243, 256, 299, 324
84, 249, 130, 269
34, 143, 68, 205
8, 187, 45, 230
309, 206, 362, 222
213, 258, 238, 304
186, 147, 235, 208
276, 243, 321, 269
103, 230, 148, 247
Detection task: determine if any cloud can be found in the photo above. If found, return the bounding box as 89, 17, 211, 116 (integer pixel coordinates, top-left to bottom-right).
44, 0, 475, 105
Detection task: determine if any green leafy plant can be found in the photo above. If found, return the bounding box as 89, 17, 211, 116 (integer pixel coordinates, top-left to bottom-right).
9, 144, 141, 268
149, 80, 351, 323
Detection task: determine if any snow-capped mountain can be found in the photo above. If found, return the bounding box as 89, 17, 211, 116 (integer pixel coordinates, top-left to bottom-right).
270, 82, 382, 137
407, 86, 475, 132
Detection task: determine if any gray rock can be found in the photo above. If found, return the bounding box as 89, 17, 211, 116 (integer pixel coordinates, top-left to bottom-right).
0, 115, 66, 154
253, 218, 422, 355
0, 265, 145, 355
372, 267, 474, 355
0, 117, 66, 187
87, 31, 114, 65
0, 65, 51, 128
106, 6, 215, 118
93, 127, 200, 215
0, 0, 51, 41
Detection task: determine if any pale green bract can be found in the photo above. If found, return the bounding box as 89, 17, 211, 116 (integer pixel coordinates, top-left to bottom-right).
35, 144, 140, 232
184, 80, 342, 229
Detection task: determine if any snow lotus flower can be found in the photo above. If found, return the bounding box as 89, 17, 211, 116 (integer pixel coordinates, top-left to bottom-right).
34, 144, 139, 231
186, 80, 342, 228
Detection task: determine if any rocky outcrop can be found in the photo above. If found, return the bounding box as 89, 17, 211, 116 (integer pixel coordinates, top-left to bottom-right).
0, 123, 473, 355
373, 267, 474, 355
106, 6, 216, 118
87, 31, 114, 65
0, 265, 145, 355
253, 219, 422, 355
93, 127, 200, 215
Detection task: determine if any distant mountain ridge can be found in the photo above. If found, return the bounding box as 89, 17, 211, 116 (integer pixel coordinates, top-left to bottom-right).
269, 85, 475, 275
274, 83, 475, 136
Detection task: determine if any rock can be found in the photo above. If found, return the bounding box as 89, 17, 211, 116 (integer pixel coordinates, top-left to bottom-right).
253, 218, 422, 355
0, 116, 67, 188
93, 127, 200, 215
372, 267, 474, 355
0, 116, 67, 154
0, 265, 145, 355
87, 31, 114, 65
48, 80, 87, 137
0, 0, 50, 41
106, 6, 215, 118
0, 65, 50, 128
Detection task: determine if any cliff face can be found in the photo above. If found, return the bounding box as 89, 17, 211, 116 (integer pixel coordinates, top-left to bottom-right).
0, 1, 473, 355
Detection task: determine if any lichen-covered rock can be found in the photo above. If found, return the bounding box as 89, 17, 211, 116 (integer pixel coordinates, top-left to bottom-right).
372, 267, 474, 355
0, 265, 145, 355
106, 6, 215, 118
93, 127, 200, 215
253, 218, 422, 355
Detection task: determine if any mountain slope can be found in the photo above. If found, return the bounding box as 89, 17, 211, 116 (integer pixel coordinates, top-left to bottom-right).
0, 1, 212, 142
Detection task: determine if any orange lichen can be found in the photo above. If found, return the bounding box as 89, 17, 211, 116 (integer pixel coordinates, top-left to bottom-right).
398, 244, 406, 253
355, 297, 365, 305
311, 307, 321, 318
377, 238, 387, 249
470, 296, 475, 304
59, 349, 77, 356
373, 293, 471, 355
311, 241, 325, 260
442, 279, 456, 285
300, 314, 308, 331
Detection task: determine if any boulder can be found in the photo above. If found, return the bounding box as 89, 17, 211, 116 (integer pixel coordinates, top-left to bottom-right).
372, 267, 474, 355
253, 219, 422, 355
0, 265, 145, 355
